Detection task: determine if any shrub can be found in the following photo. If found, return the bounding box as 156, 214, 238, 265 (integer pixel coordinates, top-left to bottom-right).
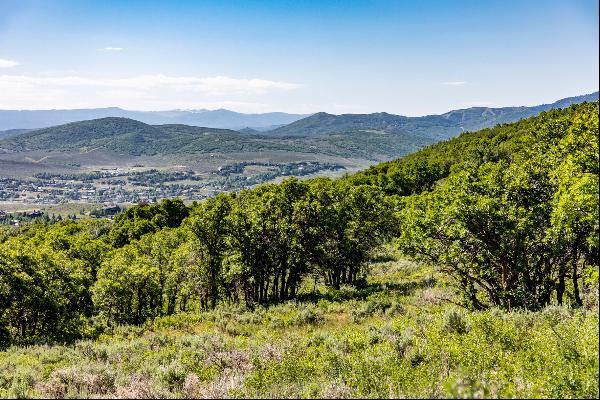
542, 305, 575, 327
8, 372, 35, 399
443, 309, 471, 334
350, 306, 371, 323
367, 325, 382, 345
391, 327, 415, 358
268, 316, 285, 329
114, 374, 169, 399
350, 295, 391, 322
291, 306, 324, 326
38, 366, 116, 398
385, 301, 405, 317
159, 361, 188, 391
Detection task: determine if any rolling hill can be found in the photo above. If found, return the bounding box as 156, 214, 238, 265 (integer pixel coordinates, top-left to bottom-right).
266, 92, 599, 138
0, 117, 308, 156
0, 128, 32, 140
0, 92, 597, 162
0, 115, 435, 160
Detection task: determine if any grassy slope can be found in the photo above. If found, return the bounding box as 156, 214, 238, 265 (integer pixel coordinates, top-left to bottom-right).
1, 248, 597, 398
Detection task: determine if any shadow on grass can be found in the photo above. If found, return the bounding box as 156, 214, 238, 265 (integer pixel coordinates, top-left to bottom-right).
297, 276, 437, 304
369, 253, 399, 263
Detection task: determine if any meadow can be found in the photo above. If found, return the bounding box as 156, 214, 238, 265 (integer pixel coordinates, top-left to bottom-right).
0, 248, 597, 398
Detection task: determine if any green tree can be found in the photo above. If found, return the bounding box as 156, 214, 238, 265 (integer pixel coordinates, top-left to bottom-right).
185, 195, 232, 309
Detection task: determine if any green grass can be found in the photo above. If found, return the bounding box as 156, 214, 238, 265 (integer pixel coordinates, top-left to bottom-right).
0, 250, 597, 398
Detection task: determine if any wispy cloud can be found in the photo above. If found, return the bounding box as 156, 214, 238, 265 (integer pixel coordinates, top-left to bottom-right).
100, 47, 124, 51
0, 74, 303, 111
441, 81, 467, 86
0, 59, 19, 68
0, 74, 302, 93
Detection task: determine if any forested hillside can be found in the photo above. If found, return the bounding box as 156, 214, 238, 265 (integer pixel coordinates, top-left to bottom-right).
0, 118, 292, 156
353, 101, 599, 310
267, 92, 598, 138
0, 116, 430, 160
0, 102, 597, 398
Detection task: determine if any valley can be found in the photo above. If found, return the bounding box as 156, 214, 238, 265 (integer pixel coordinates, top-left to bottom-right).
0, 92, 596, 217
0, 149, 361, 216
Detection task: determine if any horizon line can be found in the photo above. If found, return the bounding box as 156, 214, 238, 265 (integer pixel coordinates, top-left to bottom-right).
0, 90, 597, 118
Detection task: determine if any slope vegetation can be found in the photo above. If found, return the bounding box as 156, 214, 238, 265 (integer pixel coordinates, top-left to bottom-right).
0, 101, 598, 399
0, 116, 433, 160
268, 91, 599, 138
0, 117, 304, 156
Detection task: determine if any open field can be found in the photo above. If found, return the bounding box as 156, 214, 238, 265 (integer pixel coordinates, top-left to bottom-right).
0, 202, 99, 216
0, 149, 373, 177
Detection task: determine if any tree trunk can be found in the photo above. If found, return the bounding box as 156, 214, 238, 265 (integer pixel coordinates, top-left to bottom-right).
210, 267, 218, 309
573, 262, 582, 306
287, 269, 297, 298
280, 270, 287, 300
556, 264, 565, 305
272, 272, 279, 302
572, 245, 582, 306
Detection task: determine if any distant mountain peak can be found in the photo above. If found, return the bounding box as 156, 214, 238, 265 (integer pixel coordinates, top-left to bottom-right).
0, 108, 308, 131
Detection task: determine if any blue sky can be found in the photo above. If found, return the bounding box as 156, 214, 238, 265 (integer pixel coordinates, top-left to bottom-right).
0, 0, 598, 115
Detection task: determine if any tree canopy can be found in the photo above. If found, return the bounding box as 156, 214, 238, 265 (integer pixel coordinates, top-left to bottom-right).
0, 101, 597, 347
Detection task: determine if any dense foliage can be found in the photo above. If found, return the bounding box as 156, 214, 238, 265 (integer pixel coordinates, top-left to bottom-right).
0, 102, 597, 355
0, 179, 395, 346
384, 103, 599, 310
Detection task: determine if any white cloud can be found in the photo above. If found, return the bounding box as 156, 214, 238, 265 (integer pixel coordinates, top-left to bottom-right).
441, 81, 467, 86
0, 59, 19, 68
100, 47, 124, 51
0, 74, 303, 111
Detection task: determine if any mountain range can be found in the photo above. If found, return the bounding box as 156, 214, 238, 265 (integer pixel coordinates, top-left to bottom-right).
0, 92, 597, 161
0, 108, 307, 132
1, 92, 597, 136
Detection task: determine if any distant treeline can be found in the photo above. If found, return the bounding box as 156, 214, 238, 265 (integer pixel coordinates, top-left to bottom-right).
34, 169, 199, 183
0, 102, 597, 347
0, 210, 61, 225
